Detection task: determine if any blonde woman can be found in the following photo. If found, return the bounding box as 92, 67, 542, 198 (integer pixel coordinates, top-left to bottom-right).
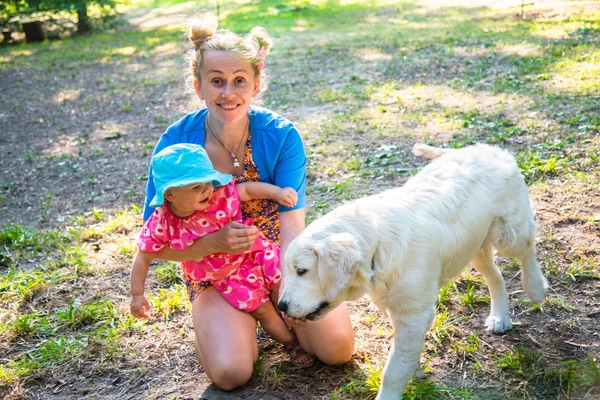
139, 17, 355, 391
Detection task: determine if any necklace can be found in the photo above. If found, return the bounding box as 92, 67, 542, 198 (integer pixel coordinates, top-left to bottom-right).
206, 117, 249, 168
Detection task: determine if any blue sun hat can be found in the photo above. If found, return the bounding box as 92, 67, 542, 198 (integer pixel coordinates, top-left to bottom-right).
149, 143, 233, 207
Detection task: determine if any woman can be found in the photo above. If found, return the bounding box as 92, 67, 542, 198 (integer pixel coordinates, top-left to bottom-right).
142, 16, 355, 391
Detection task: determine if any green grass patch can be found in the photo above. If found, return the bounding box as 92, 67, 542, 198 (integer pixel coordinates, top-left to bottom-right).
149, 285, 189, 321
0, 224, 65, 255
153, 261, 184, 287
339, 355, 471, 399
495, 347, 600, 397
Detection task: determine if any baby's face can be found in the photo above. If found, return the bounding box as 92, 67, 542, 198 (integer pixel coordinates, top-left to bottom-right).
169, 182, 215, 214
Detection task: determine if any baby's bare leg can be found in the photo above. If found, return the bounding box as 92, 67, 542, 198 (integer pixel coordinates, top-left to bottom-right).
263, 282, 317, 366
251, 301, 294, 344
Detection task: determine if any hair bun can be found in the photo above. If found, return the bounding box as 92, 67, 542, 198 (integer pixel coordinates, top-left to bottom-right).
249, 26, 273, 55
187, 16, 219, 49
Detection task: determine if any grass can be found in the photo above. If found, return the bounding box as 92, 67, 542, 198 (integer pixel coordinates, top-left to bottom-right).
153, 261, 184, 287
452, 333, 481, 357
150, 286, 189, 321
341, 355, 472, 399
494, 347, 600, 398
1, 0, 600, 398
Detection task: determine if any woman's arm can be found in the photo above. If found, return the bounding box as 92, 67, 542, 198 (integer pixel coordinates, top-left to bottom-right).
278, 208, 307, 327
278, 208, 306, 271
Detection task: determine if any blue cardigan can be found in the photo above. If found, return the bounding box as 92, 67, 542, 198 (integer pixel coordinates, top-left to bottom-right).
143, 106, 307, 221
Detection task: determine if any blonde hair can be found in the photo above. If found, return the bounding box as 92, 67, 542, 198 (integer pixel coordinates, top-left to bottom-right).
185, 15, 274, 97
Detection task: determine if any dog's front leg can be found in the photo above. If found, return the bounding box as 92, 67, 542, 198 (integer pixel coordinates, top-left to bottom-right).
376, 307, 435, 400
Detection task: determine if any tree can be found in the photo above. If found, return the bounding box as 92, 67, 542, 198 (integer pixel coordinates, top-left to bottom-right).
1, 0, 119, 34
0, 0, 34, 31
30, 0, 118, 33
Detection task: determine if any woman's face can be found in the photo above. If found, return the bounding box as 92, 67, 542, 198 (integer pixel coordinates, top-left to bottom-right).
195, 50, 259, 126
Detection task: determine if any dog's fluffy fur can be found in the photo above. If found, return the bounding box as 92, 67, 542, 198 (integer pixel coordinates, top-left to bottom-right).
278, 143, 548, 400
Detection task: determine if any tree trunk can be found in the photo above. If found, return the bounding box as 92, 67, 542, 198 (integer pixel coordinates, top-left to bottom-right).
76, 2, 91, 33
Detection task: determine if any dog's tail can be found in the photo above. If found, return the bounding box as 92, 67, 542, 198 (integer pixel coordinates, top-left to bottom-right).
412, 143, 452, 159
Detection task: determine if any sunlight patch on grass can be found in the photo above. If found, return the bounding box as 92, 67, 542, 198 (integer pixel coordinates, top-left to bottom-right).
103, 237, 138, 258
0, 28, 182, 72
543, 56, 600, 95
111, 46, 139, 57
529, 22, 574, 40
495, 43, 543, 57
364, 82, 555, 143
79, 205, 141, 241
451, 46, 493, 58
50, 89, 83, 104
417, 0, 501, 9
387, 17, 450, 30
152, 41, 181, 57
123, 62, 150, 72
428, 310, 466, 348
358, 48, 393, 61
0, 49, 34, 66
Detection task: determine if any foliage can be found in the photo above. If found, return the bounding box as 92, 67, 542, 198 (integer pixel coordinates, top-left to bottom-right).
0, 0, 33, 30
31, 0, 120, 32
0, 0, 121, 34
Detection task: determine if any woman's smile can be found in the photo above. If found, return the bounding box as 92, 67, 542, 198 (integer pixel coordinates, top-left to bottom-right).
219, 103, 240, 110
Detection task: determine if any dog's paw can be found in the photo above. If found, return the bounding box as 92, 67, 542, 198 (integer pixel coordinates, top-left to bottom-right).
523, 273, 549, 305
485, 314, 512, 333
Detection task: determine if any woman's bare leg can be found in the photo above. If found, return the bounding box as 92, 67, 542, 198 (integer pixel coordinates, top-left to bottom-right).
192, 286, 258, 391
294, 302, 355, 365
271, 282, 354, 365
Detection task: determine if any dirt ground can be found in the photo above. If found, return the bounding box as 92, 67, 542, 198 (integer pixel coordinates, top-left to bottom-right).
1, 1, 599, 399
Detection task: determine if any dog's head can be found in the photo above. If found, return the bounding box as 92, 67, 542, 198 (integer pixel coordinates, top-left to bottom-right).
278, 229, 366, 321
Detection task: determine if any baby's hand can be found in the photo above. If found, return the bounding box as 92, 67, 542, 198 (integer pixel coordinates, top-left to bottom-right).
130, 294, 151, 318
277, 187, 298, 207
282, 312, 308, 328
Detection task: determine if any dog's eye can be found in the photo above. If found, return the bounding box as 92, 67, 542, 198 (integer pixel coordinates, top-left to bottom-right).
297, 268, 307, 276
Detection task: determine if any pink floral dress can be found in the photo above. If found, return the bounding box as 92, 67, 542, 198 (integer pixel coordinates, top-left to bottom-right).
137, 181, 281, 312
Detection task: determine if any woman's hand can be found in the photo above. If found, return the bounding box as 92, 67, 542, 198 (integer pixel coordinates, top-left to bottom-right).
276, 187, 298, 208
153, 221, 259, 262
201, 221, 259, 255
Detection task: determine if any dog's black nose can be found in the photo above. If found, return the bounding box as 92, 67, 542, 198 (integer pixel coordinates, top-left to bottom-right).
277, 301, 288, 313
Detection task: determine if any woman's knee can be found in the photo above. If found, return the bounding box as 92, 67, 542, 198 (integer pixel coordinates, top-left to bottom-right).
316, 330, 355, 365
301, 304, 355, 365
209, 362, 254, 391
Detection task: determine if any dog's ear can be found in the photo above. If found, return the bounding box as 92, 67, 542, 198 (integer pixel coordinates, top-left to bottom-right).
313, 232, 363, 300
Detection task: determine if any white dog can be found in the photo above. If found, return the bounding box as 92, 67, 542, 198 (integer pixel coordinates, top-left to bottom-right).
278, 143, 548, 400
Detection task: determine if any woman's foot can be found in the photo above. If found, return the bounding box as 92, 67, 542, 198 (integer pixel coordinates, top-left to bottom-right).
283, 336, 317, 368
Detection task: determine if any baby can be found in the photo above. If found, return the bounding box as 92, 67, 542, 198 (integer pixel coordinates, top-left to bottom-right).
130, 143, 314, 366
